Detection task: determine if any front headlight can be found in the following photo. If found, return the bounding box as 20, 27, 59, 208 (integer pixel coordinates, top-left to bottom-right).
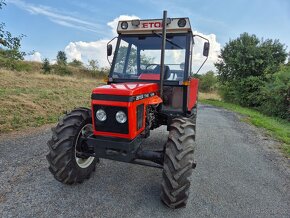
116, 111, 127, 123
96, 109, 106, 121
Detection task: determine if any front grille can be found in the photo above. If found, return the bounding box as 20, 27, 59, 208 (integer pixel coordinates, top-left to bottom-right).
136, 104, 144, 131
93, 105, 128, 134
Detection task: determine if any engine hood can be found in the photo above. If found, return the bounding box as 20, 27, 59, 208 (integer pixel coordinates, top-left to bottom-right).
92, 82, 159, 96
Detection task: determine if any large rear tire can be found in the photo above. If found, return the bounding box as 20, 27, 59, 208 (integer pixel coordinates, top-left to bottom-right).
46, 107, 98, 184
161, 117, 196, 209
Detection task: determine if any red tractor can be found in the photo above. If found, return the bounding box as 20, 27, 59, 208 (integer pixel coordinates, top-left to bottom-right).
47, 11, 209, 209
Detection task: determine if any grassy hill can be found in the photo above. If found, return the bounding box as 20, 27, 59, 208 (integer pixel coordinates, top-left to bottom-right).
0, 69, 103, 133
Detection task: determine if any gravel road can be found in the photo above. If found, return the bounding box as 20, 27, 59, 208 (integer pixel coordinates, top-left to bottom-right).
0, 105, 289, 218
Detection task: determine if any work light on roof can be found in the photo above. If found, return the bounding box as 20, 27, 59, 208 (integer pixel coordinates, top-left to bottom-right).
177, 18, 186, 27
131, 19, 140, 26
121, 21, 128, 29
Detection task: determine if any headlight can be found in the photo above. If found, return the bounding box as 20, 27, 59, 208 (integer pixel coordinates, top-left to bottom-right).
177, 18, 186, 27
96, 109, 106, 121
116, 111, 127, 123
121, 21, 128, 29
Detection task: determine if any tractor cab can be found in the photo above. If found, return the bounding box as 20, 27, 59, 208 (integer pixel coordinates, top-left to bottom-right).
99, 17, 209, 117
47, 11, 210, 209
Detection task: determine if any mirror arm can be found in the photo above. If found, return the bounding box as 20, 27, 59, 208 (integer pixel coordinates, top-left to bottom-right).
195, 56, 208, 75
107, 36, 117, 65
192, 34, 210, 75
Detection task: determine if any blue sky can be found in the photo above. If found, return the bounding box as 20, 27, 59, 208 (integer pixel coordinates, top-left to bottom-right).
1, 0, 289, 70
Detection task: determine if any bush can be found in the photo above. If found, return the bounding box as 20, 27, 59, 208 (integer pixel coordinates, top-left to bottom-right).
0, 56, 32, 71
42, 58, 51, 74
259, 67, 290, 119
235, 76, 265, 107
53, 65, 72, 76
199, 71, 218, 92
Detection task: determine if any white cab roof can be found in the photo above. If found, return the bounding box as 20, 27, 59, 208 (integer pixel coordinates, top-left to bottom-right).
117, 18, 191, 34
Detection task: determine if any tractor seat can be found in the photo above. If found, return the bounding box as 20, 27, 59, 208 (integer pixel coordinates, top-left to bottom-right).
138, 65, 170, 80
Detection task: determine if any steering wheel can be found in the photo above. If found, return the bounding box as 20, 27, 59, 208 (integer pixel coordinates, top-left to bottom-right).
145, 64, 160, 71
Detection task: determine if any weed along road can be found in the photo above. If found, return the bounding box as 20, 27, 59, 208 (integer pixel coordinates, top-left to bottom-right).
0, 105, 289, 217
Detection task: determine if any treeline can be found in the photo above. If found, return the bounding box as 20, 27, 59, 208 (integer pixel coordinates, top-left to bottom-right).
199, 33, 290, 120
41, 51, 109, 79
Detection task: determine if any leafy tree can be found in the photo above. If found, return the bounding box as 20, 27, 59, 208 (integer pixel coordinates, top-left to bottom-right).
0, 0, 26, 64
88, 59, 99, 71
56, 51, 67, 65
69, 59, 83, 67
215, 33, 287, 106
260, 66, 290, 119
42, 58, 51, 73
215, 32, 287, 83
199, 71, 218, 92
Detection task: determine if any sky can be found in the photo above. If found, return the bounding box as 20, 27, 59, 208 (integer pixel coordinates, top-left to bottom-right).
1, 0, 289, 73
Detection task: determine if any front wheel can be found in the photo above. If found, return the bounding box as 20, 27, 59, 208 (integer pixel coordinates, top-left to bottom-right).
46, 107, 98, 184
161, 117, 196, 208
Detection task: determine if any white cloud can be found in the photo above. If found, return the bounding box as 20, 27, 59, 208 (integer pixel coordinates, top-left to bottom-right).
191, 31, 221, 73
26, 51, 42, 62
107, 15, 139, 36
65, 40, 110, 67
65, 15, 139, 67
64, 15, 221, 73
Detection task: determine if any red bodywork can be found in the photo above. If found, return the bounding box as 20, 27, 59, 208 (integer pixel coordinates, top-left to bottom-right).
187, 78, 199, 111
91, 82, 161, 140
91, 79, 198, 140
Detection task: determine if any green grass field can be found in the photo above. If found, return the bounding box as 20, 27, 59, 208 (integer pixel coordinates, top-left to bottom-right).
0, 69, 102, 133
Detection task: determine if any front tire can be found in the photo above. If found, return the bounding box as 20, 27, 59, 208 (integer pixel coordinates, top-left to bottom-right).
161, 117, 196, 208
46, 107, 98, 184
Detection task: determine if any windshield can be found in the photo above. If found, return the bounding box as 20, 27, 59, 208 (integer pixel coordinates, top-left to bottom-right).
111, 34, 188, 81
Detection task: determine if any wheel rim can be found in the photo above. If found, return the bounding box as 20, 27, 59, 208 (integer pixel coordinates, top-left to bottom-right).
75, 123, 95, 168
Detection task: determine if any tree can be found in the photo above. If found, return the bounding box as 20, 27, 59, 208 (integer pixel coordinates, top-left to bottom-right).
260, 65, 290, 119
215, 33, 287, 83
42, 58, 51, 73
56, 51, 67, 65
0, 0, 26, 62
215, 33, 287, 107
69, 59, 83, 67
88, 59, 99, 71
199, 71, 218, 92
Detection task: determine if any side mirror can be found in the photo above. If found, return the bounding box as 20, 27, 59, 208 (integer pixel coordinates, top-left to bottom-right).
107, 44, 112, 56
203, 42, 210, 57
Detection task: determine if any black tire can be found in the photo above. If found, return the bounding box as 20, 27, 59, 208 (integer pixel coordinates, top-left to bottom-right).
46, 107, 98, 184
161, 117, 196, 209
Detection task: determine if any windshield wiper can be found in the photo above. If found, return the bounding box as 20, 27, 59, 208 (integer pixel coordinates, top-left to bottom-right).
153, 32, 183, 49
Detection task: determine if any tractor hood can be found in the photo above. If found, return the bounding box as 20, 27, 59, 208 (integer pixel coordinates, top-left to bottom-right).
92, 82, 159, 96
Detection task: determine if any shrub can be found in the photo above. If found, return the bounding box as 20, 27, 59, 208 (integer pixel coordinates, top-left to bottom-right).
259, 67, 290, 119
53, 65, 72, 76
42, 58, 51, 74
199, 71, 218, 92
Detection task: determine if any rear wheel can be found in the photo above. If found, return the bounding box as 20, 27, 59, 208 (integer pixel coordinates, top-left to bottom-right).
161, 117, 196, 208
46, 107, 98, 184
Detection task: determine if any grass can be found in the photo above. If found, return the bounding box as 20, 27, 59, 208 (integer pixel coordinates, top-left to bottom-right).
199, 93, 290, 157
0, 69, 103, 134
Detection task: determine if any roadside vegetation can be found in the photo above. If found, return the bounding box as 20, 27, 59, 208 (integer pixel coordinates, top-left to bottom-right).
0, 69, 103, 133
198, 33, 290, 157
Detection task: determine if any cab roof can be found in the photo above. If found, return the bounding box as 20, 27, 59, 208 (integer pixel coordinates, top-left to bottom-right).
117, 18, 191, 34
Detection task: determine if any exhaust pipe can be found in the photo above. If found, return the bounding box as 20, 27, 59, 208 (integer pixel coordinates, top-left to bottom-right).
159, 10, 167, 99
